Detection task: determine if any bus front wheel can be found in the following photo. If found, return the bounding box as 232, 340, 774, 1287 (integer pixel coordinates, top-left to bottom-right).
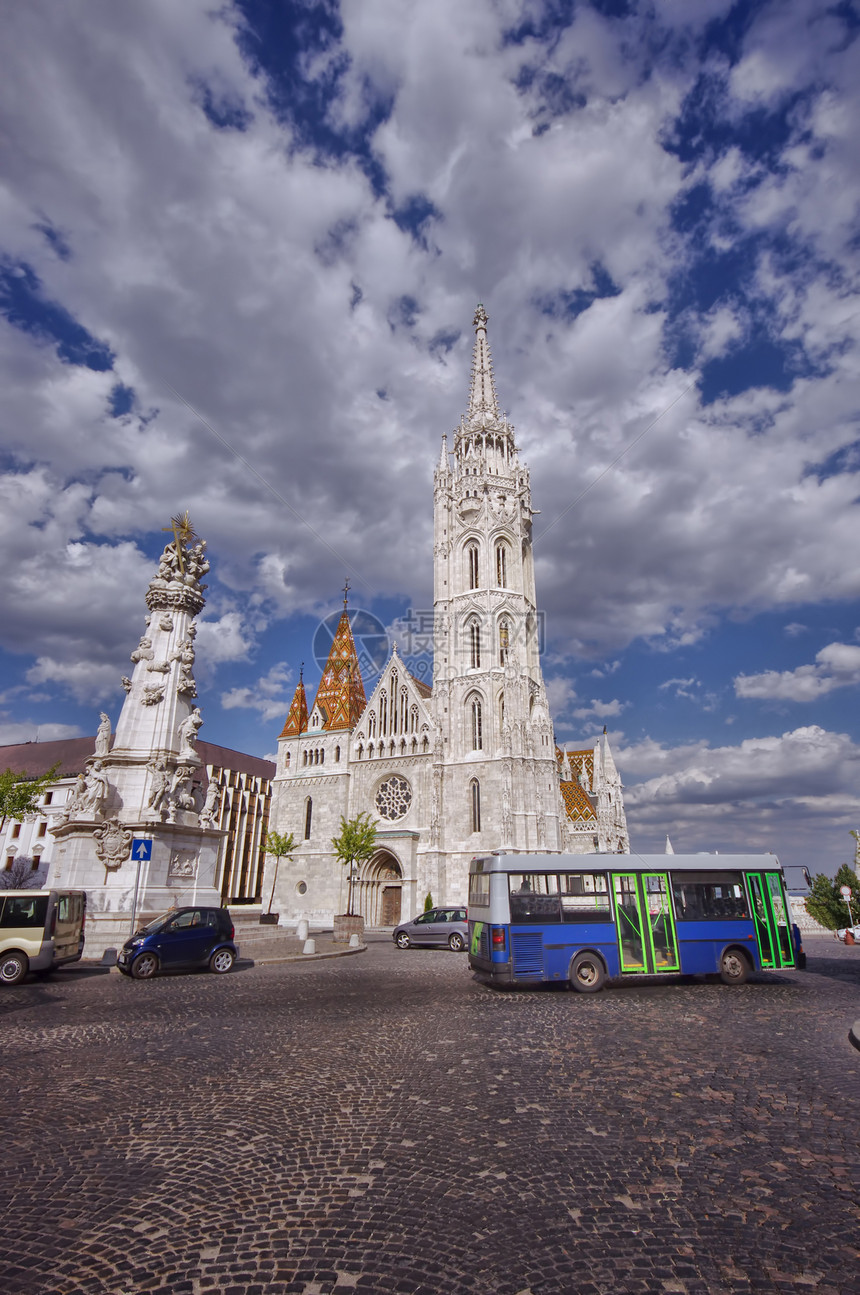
569, 952, 606, 994
720, 948, 751, 986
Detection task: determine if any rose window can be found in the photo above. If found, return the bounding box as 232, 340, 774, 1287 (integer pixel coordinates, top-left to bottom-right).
375, 775, 413, 821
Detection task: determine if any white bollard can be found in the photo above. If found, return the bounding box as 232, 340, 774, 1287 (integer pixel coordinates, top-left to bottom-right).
302, 938, 316, 955
296, 919, 309, 941
348, 932, 361, 948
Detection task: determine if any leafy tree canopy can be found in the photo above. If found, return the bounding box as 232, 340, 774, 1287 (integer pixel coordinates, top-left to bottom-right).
0, 764, 60, 831
806, 863, 860, 930
331, 812, 377, 868
331, 812, 378, 916
264, 829, 295, 860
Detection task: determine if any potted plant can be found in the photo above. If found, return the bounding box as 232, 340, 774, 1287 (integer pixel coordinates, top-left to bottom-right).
260, 828, 295, 924
331, 812, 377, 942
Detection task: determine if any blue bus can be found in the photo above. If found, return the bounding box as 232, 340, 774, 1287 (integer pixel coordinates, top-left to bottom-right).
468, 853, 805, 991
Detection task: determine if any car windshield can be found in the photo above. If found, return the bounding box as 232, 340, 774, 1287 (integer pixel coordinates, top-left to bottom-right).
136, 912, 173, 935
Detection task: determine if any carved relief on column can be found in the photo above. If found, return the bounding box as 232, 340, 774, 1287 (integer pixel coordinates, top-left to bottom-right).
168, 850, 198, 879
94, 818, 133, 870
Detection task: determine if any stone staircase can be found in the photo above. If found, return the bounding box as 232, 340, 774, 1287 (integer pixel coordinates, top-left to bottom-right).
228, 907, 307, 960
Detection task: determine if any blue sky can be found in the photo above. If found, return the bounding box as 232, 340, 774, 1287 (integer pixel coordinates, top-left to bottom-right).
1, 0, 859, 873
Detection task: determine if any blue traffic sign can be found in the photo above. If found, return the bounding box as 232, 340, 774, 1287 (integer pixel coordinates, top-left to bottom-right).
131, 838, 152, 861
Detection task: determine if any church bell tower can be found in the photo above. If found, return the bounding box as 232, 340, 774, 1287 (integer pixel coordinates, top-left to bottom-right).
431, 305, 561, 879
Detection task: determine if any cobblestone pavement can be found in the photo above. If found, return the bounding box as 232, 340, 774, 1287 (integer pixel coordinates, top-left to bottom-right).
2, 935, 859, 1295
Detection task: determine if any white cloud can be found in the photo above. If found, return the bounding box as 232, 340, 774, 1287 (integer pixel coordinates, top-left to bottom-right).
619, 725, 860, 868
25, 658, 122, 706
573, 697, 626, 721
0, 720, 83, 745
195, 612, 254, 668
735, 642, 860, 702
221, 661, 293, 722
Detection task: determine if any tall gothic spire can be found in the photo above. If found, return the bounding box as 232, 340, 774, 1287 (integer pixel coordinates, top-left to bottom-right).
279, 674, 309, 738
468, 303, 500, 424
310, 604, 367, 731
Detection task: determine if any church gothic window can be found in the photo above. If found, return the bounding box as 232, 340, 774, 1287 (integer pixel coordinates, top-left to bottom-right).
380, 691, 388, 735
375, 774, 413, 821
470, 780, 481, 833
469, 620, 481, 669
495, 542, 508, 587
467, 543, 479, 590
469, 696, 483, 751
304, 798, 313, 840
498, 618, 510, 665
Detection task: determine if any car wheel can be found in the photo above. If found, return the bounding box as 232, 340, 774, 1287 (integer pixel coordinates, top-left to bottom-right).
720, 948, 750, 986
569, 952, 606, 993
448, 932, 465, 952
395, 932, 411, 949
130, 951, 159, 980
0, 951, 28, 986
209, 948, 235, 974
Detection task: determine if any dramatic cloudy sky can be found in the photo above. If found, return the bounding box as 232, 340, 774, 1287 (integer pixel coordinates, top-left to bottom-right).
1, 0, 859, 874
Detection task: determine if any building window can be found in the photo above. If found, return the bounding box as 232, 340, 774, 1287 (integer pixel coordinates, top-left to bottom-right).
11, 824, 20, 839
368, 712, 376, 738
375, 774, 413, 821
498, 618, 510, 665
43, 791, 53, 806
285, 751, 291, 769
499, 694, 505, 730
470, 697, 483, 751
304, 798, 313, 840
37, 822, 47, 838
467, 543, 479, 590
469, 621, 481, 669
470, 780, 481, 833
496, 543, 508, 587
335, 746, 340, 762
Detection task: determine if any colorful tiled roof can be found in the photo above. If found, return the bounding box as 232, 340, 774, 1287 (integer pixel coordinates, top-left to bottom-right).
311, 609, 367, 732
279, 679, 309, 738
558, 746, 594, 789
410, 673, 432, 699
561, 780, 597, 823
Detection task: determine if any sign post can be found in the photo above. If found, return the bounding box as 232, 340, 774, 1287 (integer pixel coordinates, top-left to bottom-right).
130, 839, 153, 935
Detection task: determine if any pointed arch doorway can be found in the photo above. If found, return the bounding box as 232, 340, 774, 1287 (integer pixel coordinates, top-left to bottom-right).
358, 850, 402, 927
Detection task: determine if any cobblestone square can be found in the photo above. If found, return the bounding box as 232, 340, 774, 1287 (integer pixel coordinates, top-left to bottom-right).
1, 936, 858, 1295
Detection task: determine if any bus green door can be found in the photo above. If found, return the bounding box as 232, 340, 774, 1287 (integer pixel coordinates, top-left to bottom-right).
613, 874, 647, 971
747, 872, 796, 969
643, 873, 680, 971
612, 873, 679, 974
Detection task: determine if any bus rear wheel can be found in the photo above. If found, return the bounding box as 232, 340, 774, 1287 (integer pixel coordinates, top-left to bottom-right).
720, 948, 751, 985
569, 952, 606, 994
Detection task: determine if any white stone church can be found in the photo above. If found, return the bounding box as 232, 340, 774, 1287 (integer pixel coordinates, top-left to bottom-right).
264, 306, 629, 928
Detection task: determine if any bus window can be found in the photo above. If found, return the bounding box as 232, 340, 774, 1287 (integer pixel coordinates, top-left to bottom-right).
468, 872, 490, 909
560, 873, 611, 922
671, 872, 748, 921
509, 873, 561, 924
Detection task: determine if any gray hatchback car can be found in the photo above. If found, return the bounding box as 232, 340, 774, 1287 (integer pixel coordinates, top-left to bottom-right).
393, 906, 468, 952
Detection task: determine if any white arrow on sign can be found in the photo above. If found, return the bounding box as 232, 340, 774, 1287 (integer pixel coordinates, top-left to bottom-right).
132, 839, 152, 861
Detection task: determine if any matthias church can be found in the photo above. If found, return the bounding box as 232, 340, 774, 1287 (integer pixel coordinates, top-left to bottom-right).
265, 307, 629, 927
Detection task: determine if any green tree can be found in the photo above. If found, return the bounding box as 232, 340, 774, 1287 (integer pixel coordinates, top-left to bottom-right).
263, 829, 295, 916
806, 864, 860, 930
423, 891, 434, 912
331, 812, 378, 916
0, 764, 60, 834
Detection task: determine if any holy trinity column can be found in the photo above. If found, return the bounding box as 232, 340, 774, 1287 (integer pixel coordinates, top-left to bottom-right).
50, 514, 224, 956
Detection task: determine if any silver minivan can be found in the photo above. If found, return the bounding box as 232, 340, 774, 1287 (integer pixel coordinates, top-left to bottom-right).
0, 890, 87, 985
